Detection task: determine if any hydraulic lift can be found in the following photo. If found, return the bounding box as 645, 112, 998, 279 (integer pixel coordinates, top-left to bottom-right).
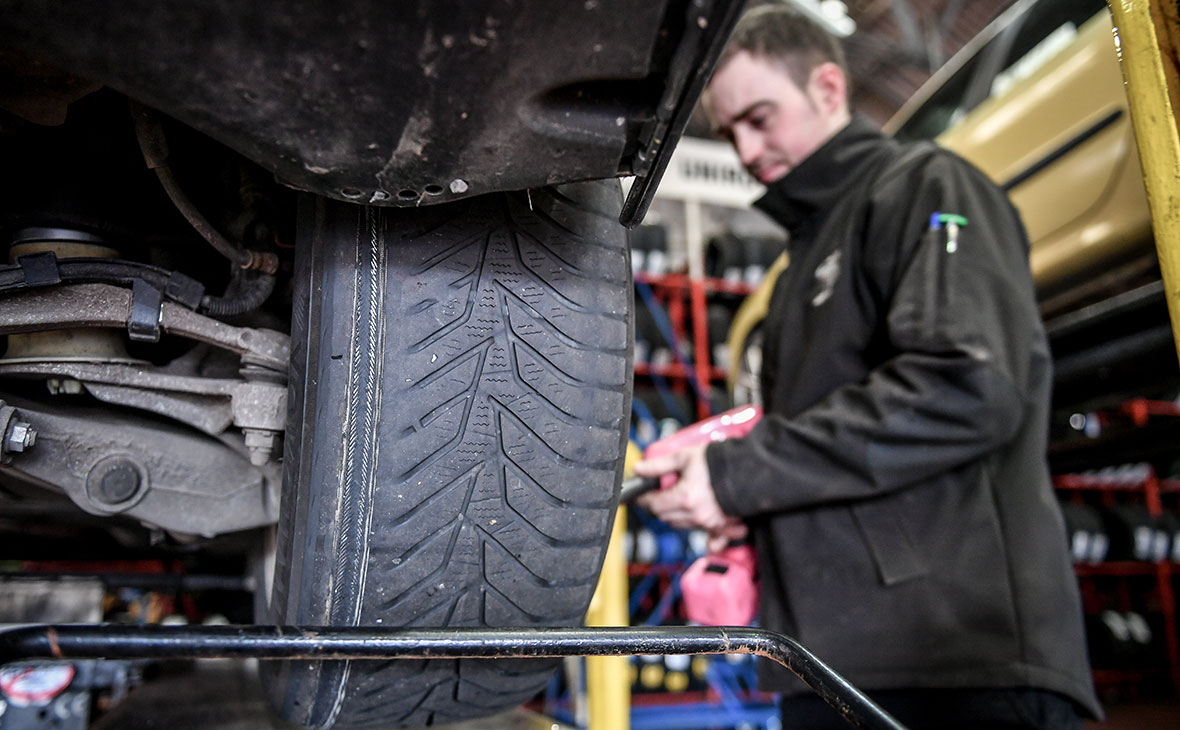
5, 2, 1180, 729
0, 625, 903, 729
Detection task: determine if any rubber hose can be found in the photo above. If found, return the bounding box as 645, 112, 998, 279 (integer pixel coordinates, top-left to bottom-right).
200, 272, 276, 317
1, 257, 205, 309
131, 103, 253, 269
152, 165, 253, 269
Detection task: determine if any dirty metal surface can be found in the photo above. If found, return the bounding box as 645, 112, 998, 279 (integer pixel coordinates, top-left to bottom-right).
0, 284, 289, 370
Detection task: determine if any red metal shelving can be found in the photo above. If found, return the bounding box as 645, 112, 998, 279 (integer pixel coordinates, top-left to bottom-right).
634, 272, 752, 420
1055, 401, 1180, 695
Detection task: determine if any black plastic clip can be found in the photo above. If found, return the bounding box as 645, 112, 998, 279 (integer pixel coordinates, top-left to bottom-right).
128, 279, 163, 342
164, 271, 205, 310
16, 252, 62, 287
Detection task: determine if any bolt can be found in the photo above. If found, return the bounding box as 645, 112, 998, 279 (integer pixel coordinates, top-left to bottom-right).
244, 428, 278, 466
95, 461, 141, 504
45, 378, 82, 395
4, 421, 36, 453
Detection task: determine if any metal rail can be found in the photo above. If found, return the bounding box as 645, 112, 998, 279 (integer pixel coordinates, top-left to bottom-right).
0, 624, 907, 730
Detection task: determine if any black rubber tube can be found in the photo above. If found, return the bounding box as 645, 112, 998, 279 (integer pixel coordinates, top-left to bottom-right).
199, 272, 277, 316
1, 254, 273, 316
130, 104, 253, 269
0, 256, 205, 309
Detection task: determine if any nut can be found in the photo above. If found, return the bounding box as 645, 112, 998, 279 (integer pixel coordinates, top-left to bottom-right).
4, 421, 36, 454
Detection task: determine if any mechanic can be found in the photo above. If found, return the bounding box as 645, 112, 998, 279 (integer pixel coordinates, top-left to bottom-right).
635, 6, 1101, 729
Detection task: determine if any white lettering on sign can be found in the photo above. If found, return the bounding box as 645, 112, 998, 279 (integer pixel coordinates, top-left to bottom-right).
652, 137, 765, 207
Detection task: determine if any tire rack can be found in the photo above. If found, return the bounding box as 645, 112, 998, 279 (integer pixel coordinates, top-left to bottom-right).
0, 624, 907, 730
1054, 399, 1180, 696
629, 271, 774, 728
633, 272, 752, 422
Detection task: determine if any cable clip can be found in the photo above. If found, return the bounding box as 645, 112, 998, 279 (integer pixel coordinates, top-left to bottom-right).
127, 279, 164, 342
16, 252, 62, 287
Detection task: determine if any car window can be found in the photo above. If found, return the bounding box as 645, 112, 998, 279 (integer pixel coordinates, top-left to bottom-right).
988, 0, 1108, 99
893, 0, 1108, 143
892, 52, 984, 142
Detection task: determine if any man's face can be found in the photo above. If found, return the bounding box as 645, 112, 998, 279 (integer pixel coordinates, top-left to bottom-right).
707, 50, 849, 184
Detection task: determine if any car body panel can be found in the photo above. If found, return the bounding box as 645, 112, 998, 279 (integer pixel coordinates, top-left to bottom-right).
0, 0, 742, 220
726, 251, 786, 401
935, 11, 1152, 295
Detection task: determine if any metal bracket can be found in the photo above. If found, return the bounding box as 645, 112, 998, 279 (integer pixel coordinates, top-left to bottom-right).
0, 624, 908, 730
0, 361, 286, 441
0, 398, 279, 534
0, 283, 289, 370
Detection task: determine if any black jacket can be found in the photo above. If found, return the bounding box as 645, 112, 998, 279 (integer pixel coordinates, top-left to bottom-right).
706, 115, 1100, 717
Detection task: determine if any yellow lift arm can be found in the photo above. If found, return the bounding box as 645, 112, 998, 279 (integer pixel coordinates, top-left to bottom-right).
1109, 0, 1180, 359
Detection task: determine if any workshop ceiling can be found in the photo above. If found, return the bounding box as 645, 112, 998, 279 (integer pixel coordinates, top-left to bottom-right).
842, 0, 1016, 123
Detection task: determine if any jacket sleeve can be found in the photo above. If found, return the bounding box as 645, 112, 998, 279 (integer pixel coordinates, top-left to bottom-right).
708, 152, 1049, 517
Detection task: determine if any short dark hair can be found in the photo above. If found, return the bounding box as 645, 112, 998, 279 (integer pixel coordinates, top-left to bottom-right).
720, 4, 848, 91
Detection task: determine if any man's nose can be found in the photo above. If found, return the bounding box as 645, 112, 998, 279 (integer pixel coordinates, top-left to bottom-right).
732, 129, 762, 168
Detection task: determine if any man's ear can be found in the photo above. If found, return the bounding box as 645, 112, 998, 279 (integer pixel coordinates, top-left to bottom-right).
808, 62, 849, 118
700, 87, 719, 135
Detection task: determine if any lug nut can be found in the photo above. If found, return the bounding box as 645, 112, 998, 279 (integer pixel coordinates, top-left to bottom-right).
4, 421, 36, 454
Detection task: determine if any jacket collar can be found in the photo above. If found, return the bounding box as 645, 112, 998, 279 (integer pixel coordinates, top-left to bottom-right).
753, 113, 894, 238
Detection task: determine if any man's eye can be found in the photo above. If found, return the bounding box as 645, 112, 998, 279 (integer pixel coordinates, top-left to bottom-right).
750, 115, 769, 130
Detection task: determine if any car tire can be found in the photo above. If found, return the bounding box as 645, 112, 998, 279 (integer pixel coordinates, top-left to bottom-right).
260, 180, 633, 728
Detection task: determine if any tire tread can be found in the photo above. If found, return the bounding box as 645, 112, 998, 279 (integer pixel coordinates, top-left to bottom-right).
264, 181, 631, 728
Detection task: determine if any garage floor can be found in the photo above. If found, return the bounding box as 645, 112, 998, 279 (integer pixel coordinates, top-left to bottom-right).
88, 659, 572, 730
1085, 701, 1180, 730
81, 657, 1180, 729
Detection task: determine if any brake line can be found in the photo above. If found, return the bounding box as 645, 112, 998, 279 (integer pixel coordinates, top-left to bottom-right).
130, 103, 277, 276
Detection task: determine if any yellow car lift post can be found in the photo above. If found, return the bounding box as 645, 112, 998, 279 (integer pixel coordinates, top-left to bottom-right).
583, 481, 633, 728
1109, 0, 1180, 359
581, 439, 642, 730
1108, 0, 1180, 695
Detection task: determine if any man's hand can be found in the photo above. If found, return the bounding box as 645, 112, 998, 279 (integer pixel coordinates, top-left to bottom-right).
634, 445, 747, 549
